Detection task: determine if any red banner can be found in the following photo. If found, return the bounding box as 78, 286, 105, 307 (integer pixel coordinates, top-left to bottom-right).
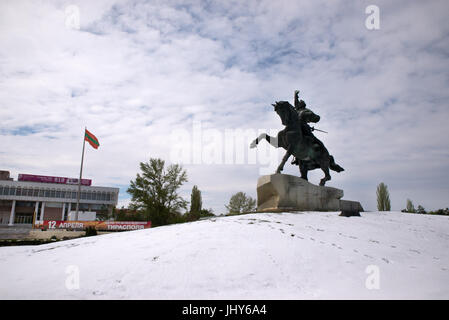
39, 220, 151, 231
18, 174, 92, 186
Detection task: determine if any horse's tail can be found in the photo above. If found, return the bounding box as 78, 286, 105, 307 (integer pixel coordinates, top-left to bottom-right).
329, 155, 344, 172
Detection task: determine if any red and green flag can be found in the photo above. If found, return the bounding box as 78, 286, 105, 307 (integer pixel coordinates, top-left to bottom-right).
85, 129, 100, 149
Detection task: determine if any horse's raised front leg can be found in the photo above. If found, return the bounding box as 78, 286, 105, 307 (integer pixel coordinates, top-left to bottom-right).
250, 133, 279, 149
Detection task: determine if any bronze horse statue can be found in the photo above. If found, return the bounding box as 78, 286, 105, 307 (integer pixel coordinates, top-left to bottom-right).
250, 101, 344, 186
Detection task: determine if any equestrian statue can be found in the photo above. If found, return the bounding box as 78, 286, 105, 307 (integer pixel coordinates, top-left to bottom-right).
250, 90, 344, 186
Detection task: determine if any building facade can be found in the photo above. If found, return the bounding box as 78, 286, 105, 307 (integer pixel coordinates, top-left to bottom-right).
0, 171, 119, 226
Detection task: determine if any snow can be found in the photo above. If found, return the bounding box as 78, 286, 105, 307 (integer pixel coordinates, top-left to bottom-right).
0, 211, 448, 299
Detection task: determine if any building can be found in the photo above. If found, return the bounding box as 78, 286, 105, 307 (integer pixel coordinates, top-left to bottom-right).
0, 170, 119, 226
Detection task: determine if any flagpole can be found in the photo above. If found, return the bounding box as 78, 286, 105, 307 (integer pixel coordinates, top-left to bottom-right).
75, 127, 86, 221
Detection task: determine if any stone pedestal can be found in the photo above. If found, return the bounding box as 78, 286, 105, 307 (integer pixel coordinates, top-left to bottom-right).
257, 174, 363, 213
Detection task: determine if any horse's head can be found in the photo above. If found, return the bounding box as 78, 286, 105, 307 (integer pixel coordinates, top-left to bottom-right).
272, 101, 297, 126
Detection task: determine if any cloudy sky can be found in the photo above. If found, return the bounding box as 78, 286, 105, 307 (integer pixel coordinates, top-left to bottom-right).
1, 0, 448, 213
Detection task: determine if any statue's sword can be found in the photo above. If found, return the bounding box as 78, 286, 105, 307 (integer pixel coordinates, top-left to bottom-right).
311, 127, 328, 134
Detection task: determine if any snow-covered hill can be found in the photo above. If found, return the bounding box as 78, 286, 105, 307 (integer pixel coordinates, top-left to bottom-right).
1, 211, 448, 299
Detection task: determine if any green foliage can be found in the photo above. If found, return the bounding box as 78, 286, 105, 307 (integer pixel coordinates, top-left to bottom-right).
200, 208, 215, 217
114, 207, 146, 221
85, 226, 97, 237
167, 212, 189, 225
376, 182, 391, 211
188, 185, 202, 221
416, 205, 426, 214
225, 192, 256, 215
428, 208, 449, 215
127, 158, 188, 227
406, 199, 415, 213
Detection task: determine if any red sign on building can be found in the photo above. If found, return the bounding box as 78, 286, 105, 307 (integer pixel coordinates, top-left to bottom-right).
18, 174, 92, 186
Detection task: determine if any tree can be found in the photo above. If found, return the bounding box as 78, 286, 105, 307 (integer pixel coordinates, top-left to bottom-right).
406, 199, 415, 213
225, 192, 256, 214
188, 185, 202, 221
416, 205, 426, 214
376, 182, 391, 211
127, 158, 188, 227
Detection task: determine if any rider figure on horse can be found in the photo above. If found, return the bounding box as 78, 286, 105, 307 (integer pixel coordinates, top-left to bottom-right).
292, 90, 326, 165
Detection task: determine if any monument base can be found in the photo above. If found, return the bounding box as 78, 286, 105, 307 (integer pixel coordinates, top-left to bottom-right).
257, 174, 363, 213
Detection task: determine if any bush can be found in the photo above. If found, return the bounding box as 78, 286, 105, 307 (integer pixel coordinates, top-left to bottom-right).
114, 208, 146, 221
200, 208, 215, 217
405, 199, 415, 213
85, 226, 97, 237
416, 205, 426, 214
167, 212, 189, 225
427, 208, 449, 216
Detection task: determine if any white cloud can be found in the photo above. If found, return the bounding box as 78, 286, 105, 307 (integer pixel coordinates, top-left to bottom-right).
1, 0, 449, 214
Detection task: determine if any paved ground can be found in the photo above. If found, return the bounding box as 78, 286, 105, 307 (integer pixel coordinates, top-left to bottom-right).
0, 225, 33, 239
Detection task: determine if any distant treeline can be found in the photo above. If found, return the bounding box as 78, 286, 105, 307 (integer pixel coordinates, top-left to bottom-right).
401, 199, 449, 215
